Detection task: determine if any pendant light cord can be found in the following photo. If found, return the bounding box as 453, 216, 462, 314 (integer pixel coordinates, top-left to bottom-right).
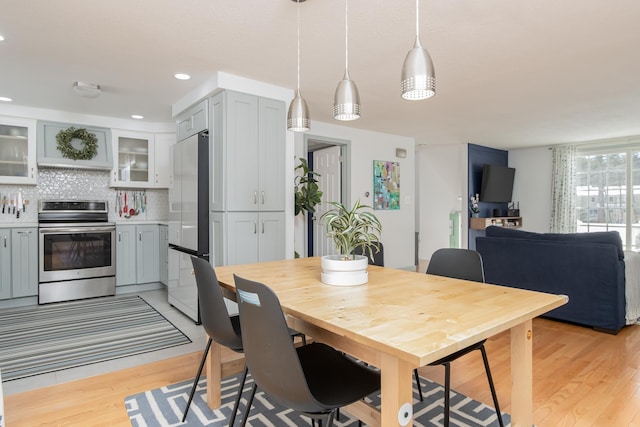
415, 0, 420, 39
297, 0, 301, 90
345, 0, 349, 71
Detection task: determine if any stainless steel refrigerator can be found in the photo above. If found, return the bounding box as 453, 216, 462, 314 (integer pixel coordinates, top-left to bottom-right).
168, 130, 209, 322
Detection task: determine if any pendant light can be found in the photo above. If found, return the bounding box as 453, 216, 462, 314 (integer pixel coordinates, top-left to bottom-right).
287, 0, 310, 132
333, 0, 360, 121
401, 0, 436, 100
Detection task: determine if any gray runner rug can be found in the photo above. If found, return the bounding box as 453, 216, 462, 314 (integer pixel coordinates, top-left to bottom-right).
125, 373, 510, 426
0, 295, 191, 382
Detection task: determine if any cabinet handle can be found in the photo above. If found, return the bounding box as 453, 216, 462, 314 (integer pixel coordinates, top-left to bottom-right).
118, 232, 121, 242
31, 167, 35, 179
16, 231, 32, 234
261, 191, 265, 205
253, 221, 257, 234
253, 191, 257, 205
3, 236, 6, 248
139, 232, 142, 241
262, 221, 265, 234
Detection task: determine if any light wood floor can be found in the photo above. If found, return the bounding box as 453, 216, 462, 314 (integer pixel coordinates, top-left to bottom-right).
5, 317, 640, 426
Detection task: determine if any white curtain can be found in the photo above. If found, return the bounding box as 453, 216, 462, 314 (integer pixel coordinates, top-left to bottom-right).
550, 145, 577, 233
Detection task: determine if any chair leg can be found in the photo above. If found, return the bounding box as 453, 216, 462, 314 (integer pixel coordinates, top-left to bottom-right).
228, 365, 249, 427
414, 368, 424, 402
325, 410, 336, 427
479, 345, 504, 427
443, 363, 451, 427
239, 382, 258, 427
182, 337, 212, 422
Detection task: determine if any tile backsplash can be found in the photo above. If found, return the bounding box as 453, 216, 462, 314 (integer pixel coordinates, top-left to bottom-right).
0, 168, 169, 224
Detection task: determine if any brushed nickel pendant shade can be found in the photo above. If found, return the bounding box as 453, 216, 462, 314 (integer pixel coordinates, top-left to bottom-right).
401, 0, 436, 100
287, 0, 310, 132
333, 0, 360, 121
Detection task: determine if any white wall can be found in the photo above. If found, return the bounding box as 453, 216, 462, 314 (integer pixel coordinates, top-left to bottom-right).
509, 146, 553, 232
416, 144, 467, 261
294, 122, 415, 269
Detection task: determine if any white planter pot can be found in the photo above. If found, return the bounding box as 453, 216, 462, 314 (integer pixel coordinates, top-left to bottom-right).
321, 255, 368, 286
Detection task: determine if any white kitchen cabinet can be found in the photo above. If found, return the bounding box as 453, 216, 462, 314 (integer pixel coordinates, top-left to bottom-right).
111, 130, 155, 188
11, 228, 38, 297
110, 130, 175, 189
208, 90, 286, 268
226, 212, 285, 265
0, 227, 38, 300
0, 116, 37, 185
116, 225, 136, 286
153, 133, 175, 189
0, 230, 12, 299
176, 99, 208, 142
210, 91, 285, 212
116, 224, 160, 286
159, 224, 168, 285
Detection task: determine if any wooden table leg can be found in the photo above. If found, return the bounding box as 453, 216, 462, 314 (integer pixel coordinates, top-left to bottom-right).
511, 319, 533, 427
380, 353, 414, 427
206, 338, 222, 408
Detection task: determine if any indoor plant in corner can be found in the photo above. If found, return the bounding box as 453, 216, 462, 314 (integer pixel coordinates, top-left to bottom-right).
320, 199, 382, 286
294, 157, 323, 258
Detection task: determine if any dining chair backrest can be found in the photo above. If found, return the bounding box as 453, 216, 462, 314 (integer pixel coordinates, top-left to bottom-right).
191, 256, 243, 351
426, 248, 485, 283
234, 274, 322, 413
353, 242, 384, 267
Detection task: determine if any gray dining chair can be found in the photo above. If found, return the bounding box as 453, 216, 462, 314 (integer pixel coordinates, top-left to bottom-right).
234, 274, 380, 427
184, 257, 305, 425
423, 248, 504, 427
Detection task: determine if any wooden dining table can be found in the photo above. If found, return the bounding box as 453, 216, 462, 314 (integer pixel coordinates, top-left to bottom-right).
207, 257, 567, 426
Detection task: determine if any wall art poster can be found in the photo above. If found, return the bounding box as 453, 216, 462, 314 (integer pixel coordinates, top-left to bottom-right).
373, 160, 400, 210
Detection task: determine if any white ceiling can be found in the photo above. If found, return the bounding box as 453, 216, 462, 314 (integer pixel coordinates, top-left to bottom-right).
2, 0, 640, 149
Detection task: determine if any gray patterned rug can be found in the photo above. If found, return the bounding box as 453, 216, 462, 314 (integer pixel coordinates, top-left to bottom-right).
0, 295, 191, 382
125, 373, 510, 426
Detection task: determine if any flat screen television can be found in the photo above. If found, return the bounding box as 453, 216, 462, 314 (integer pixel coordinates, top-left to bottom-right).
479, 164, 515, 202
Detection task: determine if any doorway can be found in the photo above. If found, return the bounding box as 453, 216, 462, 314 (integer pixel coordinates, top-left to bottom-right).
303, 135, 350, 257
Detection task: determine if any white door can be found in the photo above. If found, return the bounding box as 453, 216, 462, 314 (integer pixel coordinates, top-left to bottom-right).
313, 146, 342, 256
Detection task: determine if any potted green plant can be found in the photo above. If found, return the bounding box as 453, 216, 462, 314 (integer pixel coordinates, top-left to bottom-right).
320, 199, 382, 286
294, 157, 323, 217
294, 157, 323, 258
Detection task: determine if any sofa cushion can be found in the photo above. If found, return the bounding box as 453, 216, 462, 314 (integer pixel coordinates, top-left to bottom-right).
484, 226, 624, 260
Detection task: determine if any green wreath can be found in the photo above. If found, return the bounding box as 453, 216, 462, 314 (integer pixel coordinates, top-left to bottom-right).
56, 127, 98, 160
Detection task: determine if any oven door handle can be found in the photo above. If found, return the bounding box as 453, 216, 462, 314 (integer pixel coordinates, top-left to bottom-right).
39, 226, 116, 234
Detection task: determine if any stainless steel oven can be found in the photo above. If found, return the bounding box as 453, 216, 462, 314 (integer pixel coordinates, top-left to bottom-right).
38, 200, 116, 304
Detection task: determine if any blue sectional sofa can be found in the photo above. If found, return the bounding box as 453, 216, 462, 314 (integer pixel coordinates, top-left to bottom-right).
476, 226, 626, 333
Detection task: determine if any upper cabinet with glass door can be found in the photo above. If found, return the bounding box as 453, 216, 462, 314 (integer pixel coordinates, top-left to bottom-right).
0, 116, 37, 185
110, 130, 155, 188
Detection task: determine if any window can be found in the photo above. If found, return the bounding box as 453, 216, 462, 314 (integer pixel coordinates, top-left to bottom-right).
576, 144, 640, 251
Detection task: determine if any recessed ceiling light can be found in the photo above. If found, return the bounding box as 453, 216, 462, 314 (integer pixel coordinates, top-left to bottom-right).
0, 96, 12, 102
0, 35, 5, 42
131, 115, 144, 120
174, 73, 191, 80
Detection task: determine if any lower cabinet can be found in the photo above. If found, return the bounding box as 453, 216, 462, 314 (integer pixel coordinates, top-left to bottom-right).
0, 227, 38, 300
159, 224, 168, 285
226, 212, 285, 265
116, 224, 160, 286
